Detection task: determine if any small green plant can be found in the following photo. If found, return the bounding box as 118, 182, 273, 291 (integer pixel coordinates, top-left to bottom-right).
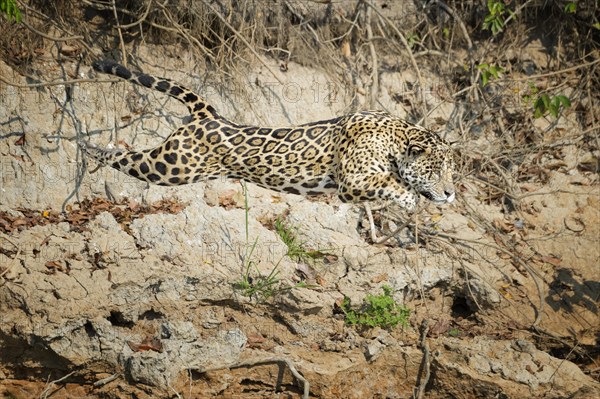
482, 0, 513, 35
477, 63, 504, 86
235, 262, 307, 302
1, 0, 21, 22
442, 27, 450, 40
233, 183, 307, 301
341, 285, 410, 329
407, 32, 420, 49
274, 217, 327, 264
533, 94, 571, 118
522, 84, 571, 118
448, 328, 461, 337
564, 2, 576, 14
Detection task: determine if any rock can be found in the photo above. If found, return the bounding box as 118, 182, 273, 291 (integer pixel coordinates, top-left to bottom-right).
276, 287, 328, 315
433, 336, 600, 397
364, 339, 384, 361
465, 276, 502, 309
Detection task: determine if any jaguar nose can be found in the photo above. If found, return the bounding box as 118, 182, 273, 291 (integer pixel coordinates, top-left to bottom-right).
444, 190, 455, 203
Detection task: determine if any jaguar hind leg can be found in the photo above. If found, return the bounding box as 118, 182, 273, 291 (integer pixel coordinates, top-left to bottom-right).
79, 136, 205, 186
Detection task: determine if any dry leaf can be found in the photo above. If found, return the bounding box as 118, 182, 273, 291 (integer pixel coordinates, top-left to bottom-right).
541, 256, 562, 266
246, 334, 266, 349
428, 319, 450, 337
0, 217, 13, 232
218, 189, 241, 209
564, 216, 585, 232
127, 337, 163, 353
323, 254, 338, 263
545, 161, 567, 170
60, 45, 79, 56
499, 287, 512, 299
316, 275, 327, 286
45, 261, 64, 273
493, 219, 513, 233
371, 273, 388, 284
334, 297, 346, 308
341, 41, 351, 57
117, 140, 132, 150
11, 218, 28, 227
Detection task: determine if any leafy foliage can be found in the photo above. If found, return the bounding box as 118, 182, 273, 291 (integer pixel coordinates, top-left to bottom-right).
533, 94, 571, 118
0, 0, 21, 22
482, 0, 513, 35
477, 63, 504, 86
448, 328, 461, 337
522, 84, 572, 118
342, 285, 410, 329
564, 2, 576, 14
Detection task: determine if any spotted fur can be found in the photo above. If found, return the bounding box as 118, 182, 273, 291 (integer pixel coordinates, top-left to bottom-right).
81, 60, 456, 211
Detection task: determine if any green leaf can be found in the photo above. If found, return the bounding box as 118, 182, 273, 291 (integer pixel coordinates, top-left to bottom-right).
564, 2, 576, 13
540, 93, 551, 109
527, 82, 536, 90
481, 71, 490, 87
594, 23, 600, 30
555, 95, 571, 108
0, 0, 21, 22
549, 101, 559, 118
478, 64, 503, 86
489, 65, 504, 78
533, 95, 548, 118
448, 328, 460, 337
532, 93, 570, 119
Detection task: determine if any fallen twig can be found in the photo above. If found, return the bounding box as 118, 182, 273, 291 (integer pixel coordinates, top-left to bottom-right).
92, 372, 121, 387
192, 357, 310, 399
366, 203, 426, 245
39, 370, 77, 399
413, 319, 431, 399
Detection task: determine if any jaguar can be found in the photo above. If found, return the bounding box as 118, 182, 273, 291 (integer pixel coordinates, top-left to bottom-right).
81, 60, 456, 215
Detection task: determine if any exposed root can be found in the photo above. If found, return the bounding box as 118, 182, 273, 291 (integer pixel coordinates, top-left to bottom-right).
192, 357, 310, 399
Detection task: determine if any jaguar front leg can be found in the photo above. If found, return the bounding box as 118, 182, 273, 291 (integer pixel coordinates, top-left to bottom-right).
337, 171, 420, 243
337, 171, 420, 210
